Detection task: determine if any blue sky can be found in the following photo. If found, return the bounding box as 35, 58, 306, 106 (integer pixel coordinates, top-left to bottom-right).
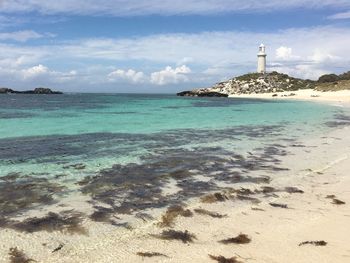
0, 0, 350, 93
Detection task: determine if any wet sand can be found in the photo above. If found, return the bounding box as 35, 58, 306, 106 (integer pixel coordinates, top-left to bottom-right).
1, 100, 350, 263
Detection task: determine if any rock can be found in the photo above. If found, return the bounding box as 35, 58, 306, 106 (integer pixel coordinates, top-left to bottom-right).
0, 88, 15, 94
177, 91, 228, 97
0, 87, 63, 94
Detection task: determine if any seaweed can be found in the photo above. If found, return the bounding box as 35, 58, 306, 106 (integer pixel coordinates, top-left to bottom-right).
299, 240, 327, 246
208, 254, 242, 263
0, 175, 64, 217
135, 212, 154, 222
219, 234, 251, 244
89, 206, 114, 223
269, 203, 288, 209
7, 210, 86, 234
236, 195, 261, 204
200, 193, 229, 203
251, 207, 265, 211
154, 230, 196, 243
136, 252, 168, 258
261, 186, 277, 194
9, 247, 36, 263
326, 195, 336, 199
332, 199, 346, 205
285, 187, 304, 194
63, 163, 86, 170
52, 244, 64, 253
235, 188, 255, 195
194, 208, 227, 218
158, 205, 193, 228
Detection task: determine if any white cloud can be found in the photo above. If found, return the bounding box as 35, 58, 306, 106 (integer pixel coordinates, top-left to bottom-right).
269, 64, 330, 80
22, 64, 49, 79
275, 46, 299, 60
151, 65, 191, 85
0, 0, 349, 16
0, 30, 44, 42
1, 26, 350, 88
327, 10, 350, 20
108, 69, 145, 83
308, 49, 340, 63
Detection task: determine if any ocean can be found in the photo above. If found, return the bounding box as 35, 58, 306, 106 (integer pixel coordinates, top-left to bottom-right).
0, 93, 348, 222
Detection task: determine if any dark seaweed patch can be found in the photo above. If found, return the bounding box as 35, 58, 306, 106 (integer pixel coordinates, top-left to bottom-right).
299, 240, 327, 246
0, 124, 284, 164
236, 195, 261, 204
0, 174, 64, 217
285, 187, 304, 194
219, 234, 251, 244
209, 254, 242, 263
0, 111, 35, 119
158, 205, 193, 228
325, 114, 350, 127
63, 163, 86, 170
136, 252, 168, 258
9, 247, 36, 263
194, 208, 227, 218
332, 198, 346, 205
154, 230, 196, 243
200, 193, 229, 203
269, 203, 288, 209
89, 206, 115, 223
1, 210, 86, 234
79, 143, 288, 218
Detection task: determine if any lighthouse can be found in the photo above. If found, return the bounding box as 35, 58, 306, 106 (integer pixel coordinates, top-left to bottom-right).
257, 44, 267, 73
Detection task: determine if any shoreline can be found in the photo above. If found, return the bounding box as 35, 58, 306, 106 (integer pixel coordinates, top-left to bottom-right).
228, 89, 350, 106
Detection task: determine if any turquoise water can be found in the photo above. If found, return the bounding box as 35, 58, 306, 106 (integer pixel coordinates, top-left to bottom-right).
0, 94, 348, 220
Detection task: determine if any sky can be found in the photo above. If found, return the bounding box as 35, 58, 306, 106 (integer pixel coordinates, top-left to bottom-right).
0, 1, 350, 93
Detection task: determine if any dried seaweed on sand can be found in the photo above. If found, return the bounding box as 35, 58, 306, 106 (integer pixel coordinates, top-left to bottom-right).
299, 240, 327, 246
153, 230, 196, 243
332, 198, 346, 205
219, 234, 251, 244
136, 252, 168, 258
209, 254, 242, 263
9, 247, 36, 263
158, 205, 193, 227
269, 202, 288, 209
201, 192, 228, 203
194, 208, 227, 218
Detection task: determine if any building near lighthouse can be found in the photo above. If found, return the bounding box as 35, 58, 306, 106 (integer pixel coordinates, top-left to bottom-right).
257, 44, 267, 73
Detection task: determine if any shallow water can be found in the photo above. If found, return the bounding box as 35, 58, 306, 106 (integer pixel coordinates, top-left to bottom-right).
0, 93, 349, 229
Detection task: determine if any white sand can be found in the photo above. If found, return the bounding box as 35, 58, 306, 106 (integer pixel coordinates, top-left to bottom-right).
229, 89, 350, 105
1, 95, 350, 263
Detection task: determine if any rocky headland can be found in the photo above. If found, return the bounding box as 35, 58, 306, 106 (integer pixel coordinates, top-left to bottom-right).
178, 71, 350, 97
0, 87, 63, 94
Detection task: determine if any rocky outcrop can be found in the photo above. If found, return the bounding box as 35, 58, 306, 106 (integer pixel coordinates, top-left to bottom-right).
177, 91, 228, 97
178, 71, 316, 96
0, 87, 63, 94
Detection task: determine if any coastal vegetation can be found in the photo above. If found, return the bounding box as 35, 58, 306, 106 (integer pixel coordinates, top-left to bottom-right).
178, 70, 350, 96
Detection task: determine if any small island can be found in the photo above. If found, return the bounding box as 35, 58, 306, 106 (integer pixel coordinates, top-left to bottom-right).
177, 71, 350, 97
0, 87, 63, 95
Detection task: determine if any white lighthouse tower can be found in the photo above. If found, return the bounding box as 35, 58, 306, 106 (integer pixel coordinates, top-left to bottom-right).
257, 44, 267, 74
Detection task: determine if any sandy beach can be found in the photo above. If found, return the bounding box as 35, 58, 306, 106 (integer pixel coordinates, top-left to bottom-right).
1, 93, 350, 263
229, 89, 350, 104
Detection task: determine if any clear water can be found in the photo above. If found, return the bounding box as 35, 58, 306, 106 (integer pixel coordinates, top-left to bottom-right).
0, 94, 345, 176
0, 93, 348, 219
